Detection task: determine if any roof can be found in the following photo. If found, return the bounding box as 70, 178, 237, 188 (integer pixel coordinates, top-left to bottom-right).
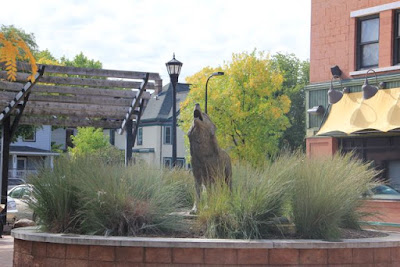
9, 146, 59, 156
141, 83, 190, 123
318, 87, 400, 136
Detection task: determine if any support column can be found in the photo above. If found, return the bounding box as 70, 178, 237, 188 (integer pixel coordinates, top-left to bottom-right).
306, 136, 339, 158
50, 156, 54, 170
0, 116, 11, 221
12, 155, 17, 178
125, 119, 133, 166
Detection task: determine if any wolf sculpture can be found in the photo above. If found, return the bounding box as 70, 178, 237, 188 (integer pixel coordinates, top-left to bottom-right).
187, 104, 232, 214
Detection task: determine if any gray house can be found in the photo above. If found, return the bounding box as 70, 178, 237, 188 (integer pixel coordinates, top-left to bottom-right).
8, 125, 59, 179
112, 83, 190, 168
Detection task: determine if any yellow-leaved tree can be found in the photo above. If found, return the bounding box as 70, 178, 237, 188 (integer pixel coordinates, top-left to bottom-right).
180, 50, 291, 166
0, 31, 37, 81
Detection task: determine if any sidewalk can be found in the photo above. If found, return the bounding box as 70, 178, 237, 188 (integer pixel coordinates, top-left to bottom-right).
0, 234, 13, 267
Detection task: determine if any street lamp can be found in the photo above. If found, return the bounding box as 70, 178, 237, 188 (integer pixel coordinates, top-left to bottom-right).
205, 72, 224, 113
165, 53, 183, 167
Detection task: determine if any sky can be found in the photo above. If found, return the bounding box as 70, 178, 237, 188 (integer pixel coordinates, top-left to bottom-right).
1, 0, 311, 82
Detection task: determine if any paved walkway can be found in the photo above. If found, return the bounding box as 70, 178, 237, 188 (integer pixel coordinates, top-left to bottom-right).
0, 234, 13, 267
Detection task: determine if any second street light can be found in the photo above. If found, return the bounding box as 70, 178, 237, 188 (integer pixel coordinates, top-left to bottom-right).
165, 54, 183, 167
205, 72, 224, 114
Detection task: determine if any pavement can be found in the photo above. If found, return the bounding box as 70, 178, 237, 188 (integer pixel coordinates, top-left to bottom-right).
0, 234, 13, 267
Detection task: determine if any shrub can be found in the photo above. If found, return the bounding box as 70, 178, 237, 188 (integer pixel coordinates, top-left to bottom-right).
30, 156, 186, 236
289, 153, 378, 240
197, 155, 299, 239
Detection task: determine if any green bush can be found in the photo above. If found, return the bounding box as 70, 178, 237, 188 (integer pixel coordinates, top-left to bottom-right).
289, 153, 378, 240
30, 156, 187, 236
197, 152, 377, 240
197, 155, 299, 239
29, 152, 378, 241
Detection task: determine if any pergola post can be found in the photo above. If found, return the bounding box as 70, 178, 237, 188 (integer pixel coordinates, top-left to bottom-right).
0, 116, 11, 227
125, 119, 133, 166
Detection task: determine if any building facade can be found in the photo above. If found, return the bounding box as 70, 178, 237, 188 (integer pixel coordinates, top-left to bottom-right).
112, 83, 190, 168
8, 125, 58, 179
306, 0, 400, 188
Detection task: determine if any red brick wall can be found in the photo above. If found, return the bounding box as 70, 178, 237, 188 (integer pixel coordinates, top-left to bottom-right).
362, 200, 400, 224
12, 239, 400, 266
311, 0, 397, 83
306, 136, 338, 158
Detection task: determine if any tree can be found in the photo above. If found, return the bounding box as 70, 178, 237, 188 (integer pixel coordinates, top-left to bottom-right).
0, 26, 38, 141
69, 127, 123, 163
180, 50, 291, 166
271, 53, 310, 150
69, 127, 109, 157
0, 25, 38, 53
0, 28, 37, 81
61, 52, 102, 69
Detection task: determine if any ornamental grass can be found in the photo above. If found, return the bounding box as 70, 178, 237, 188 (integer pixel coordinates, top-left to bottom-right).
29, 156, 191, 236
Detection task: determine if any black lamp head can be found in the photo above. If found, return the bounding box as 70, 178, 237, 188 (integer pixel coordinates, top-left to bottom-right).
328, 77, 344, 104
362, 69, 379, 100
165, 53, 183, 76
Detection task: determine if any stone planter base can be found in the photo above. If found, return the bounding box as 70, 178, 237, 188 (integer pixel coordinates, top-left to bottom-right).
12, 227, 400, 266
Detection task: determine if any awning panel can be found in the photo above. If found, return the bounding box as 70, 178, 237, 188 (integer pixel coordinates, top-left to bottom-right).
317, 87, 400, 135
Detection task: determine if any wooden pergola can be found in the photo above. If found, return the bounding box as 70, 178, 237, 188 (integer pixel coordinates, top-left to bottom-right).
0, 63, 162, 217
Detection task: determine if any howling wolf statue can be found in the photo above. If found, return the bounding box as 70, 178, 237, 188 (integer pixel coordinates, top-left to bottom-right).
187, 103, 232, 214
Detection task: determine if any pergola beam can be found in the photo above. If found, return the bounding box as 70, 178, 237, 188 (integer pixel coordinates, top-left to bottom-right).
19, 116, 122, 128
11, 61, 162, 81
0, 71, 156, 90
0, 81, 142, 98
119, 73, 149, 134
0, 67, 45, 122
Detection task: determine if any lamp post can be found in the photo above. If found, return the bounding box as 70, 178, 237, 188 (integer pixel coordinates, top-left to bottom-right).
166, 54, 183, 167
205, 72, 224, 114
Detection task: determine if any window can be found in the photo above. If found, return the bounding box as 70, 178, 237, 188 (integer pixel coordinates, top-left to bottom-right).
163, 157, 185, 168
164, 126, 171, 144
22, 129, 35, 142
394, 10, 400, 65
357, 15, 380, 69
137, 127, 143, 145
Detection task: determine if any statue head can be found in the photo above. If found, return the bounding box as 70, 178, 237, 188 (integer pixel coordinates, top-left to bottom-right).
188, 103, 217, 145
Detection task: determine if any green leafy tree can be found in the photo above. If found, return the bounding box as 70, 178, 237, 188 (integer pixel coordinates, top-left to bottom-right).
0, 25, 38, 53
61, 52, 102, 69
69, 127, 123, 163
0, 25, 39, 141
69, 127, 109, 157
180, 50, 291, 166
271, 53, 309, 150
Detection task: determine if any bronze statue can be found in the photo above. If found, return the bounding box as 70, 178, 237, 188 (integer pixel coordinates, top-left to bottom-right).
188, 104, 232, 214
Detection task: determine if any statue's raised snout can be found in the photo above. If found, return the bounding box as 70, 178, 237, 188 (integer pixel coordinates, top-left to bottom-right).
193, 103, 203, 121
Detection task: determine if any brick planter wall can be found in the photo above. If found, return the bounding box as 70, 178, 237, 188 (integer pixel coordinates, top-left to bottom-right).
12, 227, 400, 266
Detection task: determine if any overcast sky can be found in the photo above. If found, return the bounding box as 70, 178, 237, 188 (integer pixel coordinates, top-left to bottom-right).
1, 0, 311, 82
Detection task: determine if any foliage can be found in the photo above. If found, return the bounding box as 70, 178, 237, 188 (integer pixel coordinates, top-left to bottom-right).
197, 155, 297, 239
271, 53, 309, 150
29, 152, 378, 240
29, 156, 188, 235
0, 29, 37, 82
289, 153, 378, 240
35, 49, 61, 65
68, 127, 124, 164
61, 52, 102, 69
197, 152, 377, 240
0, 26, 39, 141
0, 25, 38, 52
68, 127, 110, 157
181, 50, 291, 166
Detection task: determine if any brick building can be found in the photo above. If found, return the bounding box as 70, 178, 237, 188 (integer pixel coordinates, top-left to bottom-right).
306, 0, 400, 188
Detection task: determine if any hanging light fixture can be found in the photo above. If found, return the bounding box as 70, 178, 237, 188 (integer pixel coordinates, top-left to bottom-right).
362, 69, 379, 100
328, 77, 344, 104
